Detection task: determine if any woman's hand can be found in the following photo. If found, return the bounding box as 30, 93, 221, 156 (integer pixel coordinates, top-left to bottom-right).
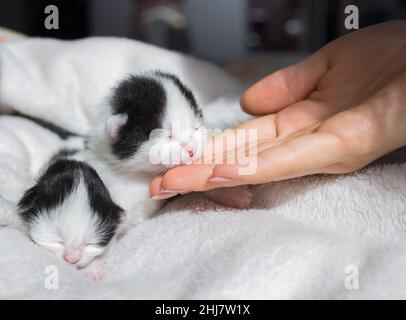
150, 21, 406, 199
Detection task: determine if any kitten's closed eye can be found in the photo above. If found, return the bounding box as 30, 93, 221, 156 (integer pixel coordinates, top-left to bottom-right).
36, 241, 64, 251
83, 244, 105, 255
86, 242, 100, 246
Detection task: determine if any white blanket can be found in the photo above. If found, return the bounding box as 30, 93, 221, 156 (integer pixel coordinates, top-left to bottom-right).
0, 38, 405, 299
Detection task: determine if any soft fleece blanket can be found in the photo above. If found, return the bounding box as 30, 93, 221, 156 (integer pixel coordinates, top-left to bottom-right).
0, 37, 405, 299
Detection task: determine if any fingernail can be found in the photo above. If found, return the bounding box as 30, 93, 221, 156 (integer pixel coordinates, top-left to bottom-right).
150, 192, 178, 200
209, 177, 234, 183
161, 189, 188, 194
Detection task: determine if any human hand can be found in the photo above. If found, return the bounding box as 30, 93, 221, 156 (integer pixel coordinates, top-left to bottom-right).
150, 21, 406, 199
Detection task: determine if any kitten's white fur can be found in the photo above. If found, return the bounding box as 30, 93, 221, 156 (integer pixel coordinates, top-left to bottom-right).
89, 75, 205, 176
86, 74, 206, 222
27, 73, 252, 274
27, 73, 206, 274
30, 176, 113, 268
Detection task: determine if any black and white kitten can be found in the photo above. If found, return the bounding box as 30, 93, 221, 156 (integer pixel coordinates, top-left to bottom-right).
88, 71, 251, 221
85, 71, 208, 223
16, 71, 206, 271
17, 71, 251, 272
18, 159, 125, 269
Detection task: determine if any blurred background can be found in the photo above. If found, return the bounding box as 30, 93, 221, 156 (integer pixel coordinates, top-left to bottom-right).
1, 0, 405, 85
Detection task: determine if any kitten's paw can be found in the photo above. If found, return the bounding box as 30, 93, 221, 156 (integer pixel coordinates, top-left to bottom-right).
82, 271, 105, 282
79, 261, 105, 282
204, 185, 252, 209
81, 268, 105, 282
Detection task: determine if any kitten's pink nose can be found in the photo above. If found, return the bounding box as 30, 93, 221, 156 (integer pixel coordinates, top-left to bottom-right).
63, 249, 82, 265
188, 149, 194, 158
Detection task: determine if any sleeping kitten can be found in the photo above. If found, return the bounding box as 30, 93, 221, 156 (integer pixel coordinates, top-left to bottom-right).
84, 71, 206, 223
87, 71, 251, 222
18, 159, 125, 270
17, 71, 251, 274
89, 71, 205, 174
16, 71, 204, 272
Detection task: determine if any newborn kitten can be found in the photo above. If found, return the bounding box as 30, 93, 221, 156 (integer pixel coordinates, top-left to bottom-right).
88, 71, 251, 223
16, 71, 250, 275
90, 71, 205, 174
85, 71, 204, 223
16, 71, 204, 272
18, 159, 125, 271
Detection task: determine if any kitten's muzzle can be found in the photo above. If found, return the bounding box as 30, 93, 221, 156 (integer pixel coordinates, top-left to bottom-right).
63, 248, 82, 264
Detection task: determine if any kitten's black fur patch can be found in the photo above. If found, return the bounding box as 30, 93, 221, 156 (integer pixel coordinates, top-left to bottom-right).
109, 74, 166, 159
155, 71, 202, 119
109, 71, 202, 160
81, 162, 124, 246
18, 159, 124, 246
18, 160, 80, 222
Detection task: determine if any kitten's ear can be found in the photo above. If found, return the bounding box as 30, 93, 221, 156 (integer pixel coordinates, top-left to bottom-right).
106, 113, 128, 143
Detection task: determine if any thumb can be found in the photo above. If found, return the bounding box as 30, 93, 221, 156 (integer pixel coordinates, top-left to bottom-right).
241, 50, 328, 116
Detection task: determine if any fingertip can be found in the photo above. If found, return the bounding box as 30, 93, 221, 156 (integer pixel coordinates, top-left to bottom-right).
240, 89, 254, 114
241, 52, 328, 116
241, 72, 292, 116
240, 81, 267, 115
